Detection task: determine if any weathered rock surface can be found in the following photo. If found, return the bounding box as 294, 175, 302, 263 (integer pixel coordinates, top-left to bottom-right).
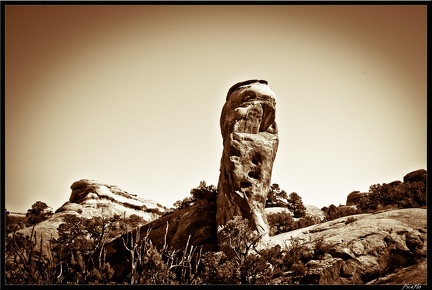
266, 208, 427, 284
367, 257, 427, 284
57, 179, 167, 220
217, 79, 279, 240
13, 179, 167, 250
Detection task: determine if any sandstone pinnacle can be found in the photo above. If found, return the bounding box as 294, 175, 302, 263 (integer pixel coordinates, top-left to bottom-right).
216, 79, 279, 242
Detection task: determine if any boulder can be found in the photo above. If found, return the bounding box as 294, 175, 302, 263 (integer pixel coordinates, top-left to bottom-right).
403, 169, 427, 184
346, 191, 363, 206
216, 80, 279, 241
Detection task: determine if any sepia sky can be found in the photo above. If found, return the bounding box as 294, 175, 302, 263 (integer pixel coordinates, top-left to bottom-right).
5, 4, 427, 213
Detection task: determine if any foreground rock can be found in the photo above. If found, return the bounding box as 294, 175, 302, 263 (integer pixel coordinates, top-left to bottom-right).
403, 169, 427, 184
217, 79, 279, 241
266, 208, 427, 284
367, 257, 427, 284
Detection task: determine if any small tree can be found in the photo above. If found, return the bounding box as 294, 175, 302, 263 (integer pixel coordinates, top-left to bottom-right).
266, 184, 289, 207
50, 213, 119, 284
190, 181, 217, 201
26, 201, 53, 226
287, 192, 306, 218
216, 216, 273, 284
267, 212, 296, 235
172, 181, 217, 210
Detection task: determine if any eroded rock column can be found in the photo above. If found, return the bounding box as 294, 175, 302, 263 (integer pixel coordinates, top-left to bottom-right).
216, 79, 279, 241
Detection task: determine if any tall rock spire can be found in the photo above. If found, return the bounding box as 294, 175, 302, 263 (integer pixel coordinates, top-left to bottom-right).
216, 79, 279, 241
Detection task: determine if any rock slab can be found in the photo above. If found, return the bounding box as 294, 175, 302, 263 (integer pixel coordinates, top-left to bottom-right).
266, 208, 427, 284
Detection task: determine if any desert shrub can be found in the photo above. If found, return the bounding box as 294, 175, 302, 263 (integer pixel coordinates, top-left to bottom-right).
121, 228, 178, 284
355, 176, 426, 213
190, 181, 217, 201
5, 226, 53, 284
172, 181, 217, 211
267, 212, 296, 235
5, 212, 27, 234
287, 192, 306, 218
49, 214, 118, 284
321, 204, 361, 221
297, 216, 320, 229
268, 213, 320, 236
118, 214, 148, 234
283, 237, 309, 267
314, 237, 331, 259
357, 170, 427, 212
258, 245, 286, 275
6, 212, 122, 284
83, 263, 116, 285
6, 207, 320, 285
25, 201, 53, 227
209, 216, 276, 284
266, 184, 289, 207
266, 186, 308, 217
200, 251, 239, 284
242, 252, 274, 284
345, 216, 357, 224
172, 196, 194, 210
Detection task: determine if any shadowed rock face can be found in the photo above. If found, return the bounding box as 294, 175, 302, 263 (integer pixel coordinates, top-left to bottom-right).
216, 80, 279, 240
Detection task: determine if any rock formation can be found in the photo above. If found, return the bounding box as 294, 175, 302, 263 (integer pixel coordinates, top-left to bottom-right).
12, 179, 167, 253
58, 179, 167, 219
403, 169, 427, 184
346, 191, 363, 206
216, 79, 279, 240
266, 208, 427, 284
